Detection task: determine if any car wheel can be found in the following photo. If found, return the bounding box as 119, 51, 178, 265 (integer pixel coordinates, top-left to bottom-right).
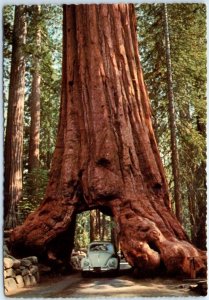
81, 271, 89, 278
117, 259, 120, 271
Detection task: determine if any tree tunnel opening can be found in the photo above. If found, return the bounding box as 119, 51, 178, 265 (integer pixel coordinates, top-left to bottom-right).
73, 209, 117, 251
70, 208, 119, 271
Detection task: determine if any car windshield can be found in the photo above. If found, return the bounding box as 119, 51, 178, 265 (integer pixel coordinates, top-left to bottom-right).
89, 243, 114, 253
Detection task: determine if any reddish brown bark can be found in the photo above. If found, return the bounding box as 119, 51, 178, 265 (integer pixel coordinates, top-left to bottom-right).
28, 5, 41, 171
11, 4, 206, 276
4, 6, 27, 229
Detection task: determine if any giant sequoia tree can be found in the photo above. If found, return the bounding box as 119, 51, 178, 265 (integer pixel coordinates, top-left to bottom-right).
11, 4, 206, 277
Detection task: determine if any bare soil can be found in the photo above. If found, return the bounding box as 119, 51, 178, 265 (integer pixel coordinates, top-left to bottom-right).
6, 271, 201, 298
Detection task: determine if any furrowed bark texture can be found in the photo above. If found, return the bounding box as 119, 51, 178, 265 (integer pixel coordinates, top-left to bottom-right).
11, 4, 206, 276
4, 6, 27, 229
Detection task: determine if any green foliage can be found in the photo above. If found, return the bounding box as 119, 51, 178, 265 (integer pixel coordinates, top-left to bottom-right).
20, 168, 49, 221
3, 6, 15, 128
23, 5, 62, 170
3, 5, 62, 223
39, 6, 62, 167
74, 212, 90, 249
74, 211, 113, 250
136, 4, 206, 243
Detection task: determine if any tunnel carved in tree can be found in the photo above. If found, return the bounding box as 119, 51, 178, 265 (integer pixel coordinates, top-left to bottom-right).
11, 4, 206, 277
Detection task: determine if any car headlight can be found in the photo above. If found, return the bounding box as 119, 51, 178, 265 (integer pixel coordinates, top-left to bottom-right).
83, 260, 90, 267
108, 258, 117, 268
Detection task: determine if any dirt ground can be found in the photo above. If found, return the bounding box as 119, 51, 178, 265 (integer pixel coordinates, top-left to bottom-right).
6, 271, 203, 298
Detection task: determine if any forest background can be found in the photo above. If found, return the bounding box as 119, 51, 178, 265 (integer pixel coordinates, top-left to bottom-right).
3, 4, 206, 251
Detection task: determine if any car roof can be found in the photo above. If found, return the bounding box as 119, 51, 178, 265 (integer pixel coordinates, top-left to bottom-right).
89, 241, 113, 245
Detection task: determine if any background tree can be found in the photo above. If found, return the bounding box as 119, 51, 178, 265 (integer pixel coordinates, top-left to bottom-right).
19, 5, 62, 220
24, 6, 42, 212
28, 5, 41, 172
136, 3, 206, 249
75, 210, 112, 248
90, 210, 97, 242
3, 6, 14, 119
164, 4, 181, 223
3, 5, 62, 223
4, 5, 27, 229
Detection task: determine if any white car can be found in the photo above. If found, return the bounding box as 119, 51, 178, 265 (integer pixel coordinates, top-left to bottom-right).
81, 241, 119, 276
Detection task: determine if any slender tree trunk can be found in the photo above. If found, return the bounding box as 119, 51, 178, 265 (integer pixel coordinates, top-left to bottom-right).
28, 5, 41, 171
187, 186, 196, 241
101, 214, 106, 240
96, 210, 101, 239
90, 210, 96, 242
194, 117, 206, 250
46, 134, 51, 169
188, 175, 206, 251
111, 217, 119, 250
195, 168, 206, 250
11, 4, 206, 277
187, 115, 206, 250
4, 6, 27, 229
164, 4, 182, 223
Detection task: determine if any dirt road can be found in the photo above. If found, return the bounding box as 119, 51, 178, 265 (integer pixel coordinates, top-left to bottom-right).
7, 271, 196, 298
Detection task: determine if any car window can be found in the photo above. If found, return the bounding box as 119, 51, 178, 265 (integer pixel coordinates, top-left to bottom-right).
89, 243, 114, 253
106, 244, 114, 253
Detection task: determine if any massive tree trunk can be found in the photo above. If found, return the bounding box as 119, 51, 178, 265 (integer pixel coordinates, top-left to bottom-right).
164, 4, 182, 223
11, 4, 206, 277
4, 6, 27, 229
